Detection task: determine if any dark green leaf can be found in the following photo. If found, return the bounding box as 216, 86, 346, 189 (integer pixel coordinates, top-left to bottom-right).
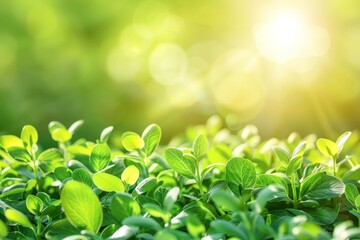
226, 157, 256, 190
255, 174, 288, 193
210, 220, 247, 239
89, 143, 111, 172
165, 148, 196, 179
110, 193, 141, 222
164, 186, 180, 212
54, 167, 72, 181
72, 168, 92, 187
135, 177, 157, 195
210, 190, 240, 212
300, 171, 345, 200
142, 124, 162, 156
45, 219, 80, 240
122, 216, 162, 231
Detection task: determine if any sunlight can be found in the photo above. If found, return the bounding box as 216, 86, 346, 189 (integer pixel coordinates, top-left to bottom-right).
254, 10, 306, 63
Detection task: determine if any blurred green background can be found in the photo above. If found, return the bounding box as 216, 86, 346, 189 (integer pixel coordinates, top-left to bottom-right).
1, 0, 360, 144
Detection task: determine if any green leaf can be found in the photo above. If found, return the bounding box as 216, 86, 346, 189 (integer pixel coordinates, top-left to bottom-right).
165, 148, 196, 179
336, 131, 351, 152
164, 187, 180, 212
210, 220, 247, 239
185, 216, 205, 238
26, 194, 43, 216
286, 156, 302, 176
48, 121, 67, 135
253, 185, 288, 213
226, 157, 256, 190
89, 143, 111, 172
52, 128, 72, 142
316, 138, 339, 158
5, 208, 33, 229
100, 126, 114, 144
54, 167, 72, 181
192, 134, 208, 161
210, 190, 240, 212
255, 174, 288, 194
121, 165, 140, 185
21, 125, 38, 147
345, 183, 359, 206
142, 124, 162, 156
0, 220, 8, 238
291, 141, 307, 159
135, 177, 157, 195
144, 203, 166, 218
45, 219, 81, 240
356, 196, 360, 209
121, 132, 144, 151
93, 172, 124, 192
122, 216, 162, 231
60, 180, 103, 233
273, 147, 290, 167
110, 193, 141, 222
300, 171, 345, 200
0, 135, 24, 150
72, 168, 93, 187
68, 120, 84, 135
343, 165, 360, 183
109, 225, 139, 239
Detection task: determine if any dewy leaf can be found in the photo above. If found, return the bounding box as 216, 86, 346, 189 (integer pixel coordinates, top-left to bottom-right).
5, 208, 33, 229
286, 156, 303, 176
316, 138, 339, 158
273, 147, 290, 167
93, 172, 125, 192
164, 187, 180, 212
142, 124, 162, 157
26, 194, 44, 216
0, 135, 24, 150
165, 148, 196, 179
21, 125, 38, 147
291, 141, 307, 159
226, 157, 256, 190
192, 134, 208, 161
110, 193, 141, 222
121, 132, 144, 151
51, 128, 72, 143
89, 143, 111, 172
336, 131, 351, 152
100, 126, 114, 144
60, 180, 103, 233
300, 171, 345, 200
121, 165, 140, 185
345, 183, 359, 207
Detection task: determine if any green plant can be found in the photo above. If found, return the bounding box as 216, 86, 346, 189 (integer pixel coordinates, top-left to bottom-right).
0, 117, 359, 239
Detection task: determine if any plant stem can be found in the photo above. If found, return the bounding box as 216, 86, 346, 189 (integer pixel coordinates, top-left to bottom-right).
333, 156, 337, 177
36, 216, 42, 237
195, 164, 204, 195
291, 174, 298, 209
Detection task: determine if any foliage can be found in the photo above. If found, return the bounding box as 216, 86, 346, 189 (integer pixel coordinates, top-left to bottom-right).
0, 117, 360, 239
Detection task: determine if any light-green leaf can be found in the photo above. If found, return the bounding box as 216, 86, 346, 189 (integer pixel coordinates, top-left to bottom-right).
60, 180, 103, 233
292, 141, 307, 159
336, 131, 351, 152
165, 148, 196, 179
300, 171, 345, 200
21, 125, 38, 147
89, 144, 111, 172
121, 165, 140, 185
26, 194, 43, 216
110, 193, 141, 222
68, 120, 84, 135
255, 174, 289, 194
316, 138, 339, 158
52, 128, 72, 143
142, 124, 162, 156
226, 157, 256, 190
286, 156, 303, 176
121, 132, 144, 151
100, 126, 114, 144
5, 208, 33, 229
93, 172, 124, 192
345, 183, 359, 207
0, 135, 24, 150
0, 220, 8, 238
273, 147, 290, 167
192, 134, 208, 161
164, 187, 180, 212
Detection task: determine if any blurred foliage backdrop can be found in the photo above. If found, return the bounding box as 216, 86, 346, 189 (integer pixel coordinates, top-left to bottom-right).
1, 0, 360, 144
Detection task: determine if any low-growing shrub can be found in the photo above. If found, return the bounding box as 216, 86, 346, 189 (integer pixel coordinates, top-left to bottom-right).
0, 117, 359, 239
